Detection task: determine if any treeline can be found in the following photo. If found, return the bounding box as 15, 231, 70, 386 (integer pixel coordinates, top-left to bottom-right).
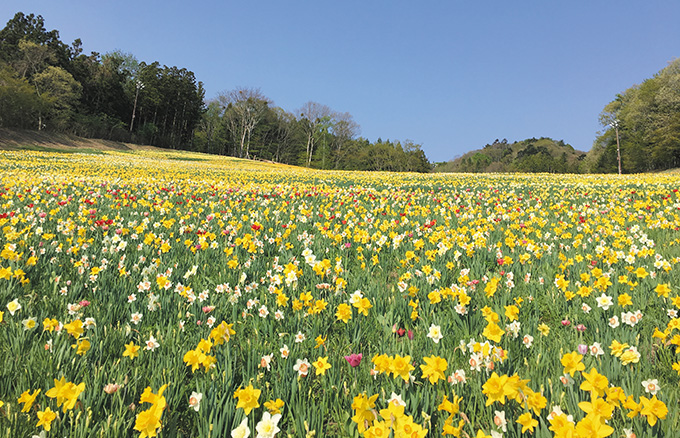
433, 137, 587, 173
589, 58, 680, 173
0, 12, 431, 172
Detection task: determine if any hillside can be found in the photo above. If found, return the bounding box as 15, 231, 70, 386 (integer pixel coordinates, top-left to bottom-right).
433, 137, 588, 173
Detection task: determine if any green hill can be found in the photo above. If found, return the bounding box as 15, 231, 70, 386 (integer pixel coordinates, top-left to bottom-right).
433, 137, 588, 173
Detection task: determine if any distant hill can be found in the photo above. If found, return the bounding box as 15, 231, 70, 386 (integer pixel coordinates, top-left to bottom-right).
433, 137, 588, 173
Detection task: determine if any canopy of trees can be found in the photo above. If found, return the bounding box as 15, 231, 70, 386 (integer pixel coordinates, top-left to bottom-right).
0, 12, 431, 172
433, 137, 587, 173
589, 58, 680, 173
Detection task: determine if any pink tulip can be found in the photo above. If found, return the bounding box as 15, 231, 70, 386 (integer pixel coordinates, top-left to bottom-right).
344, 353, 362, 367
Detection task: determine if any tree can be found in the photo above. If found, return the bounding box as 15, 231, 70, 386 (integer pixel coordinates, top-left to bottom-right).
298, 101, 334, 167
593, 58, 680, 172
217, 87, 271, 158
330, 112, 360, 168
33, 66, 81, 131
0, 66, 41, 128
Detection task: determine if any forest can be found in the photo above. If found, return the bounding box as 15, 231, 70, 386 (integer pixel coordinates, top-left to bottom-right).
0, 12, 431, 172
2, 12, 679, 174
589, 58, 680, 173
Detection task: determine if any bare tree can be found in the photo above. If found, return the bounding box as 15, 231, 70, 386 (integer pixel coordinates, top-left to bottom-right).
330, 111, 360, 168
298, 101, 334, 167
217, 87, 272, 158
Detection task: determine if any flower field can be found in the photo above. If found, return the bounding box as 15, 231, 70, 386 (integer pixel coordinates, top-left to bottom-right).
1, 149, 680, 438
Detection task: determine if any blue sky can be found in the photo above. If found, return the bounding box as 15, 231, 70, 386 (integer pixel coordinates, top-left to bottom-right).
2, 1, 679, 162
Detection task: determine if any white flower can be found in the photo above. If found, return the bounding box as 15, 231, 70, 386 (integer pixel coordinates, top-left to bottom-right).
522, 334, 534, 348
260, 354, 273, 371
22, 317, 37, 330
623, 428, 635, 438
427, 324, 443, 343
588, 342, 604, 357
255, 411, 282, 438
493, 410, 507, 432
131, 312, 143, 325
387, 392, 406, 407
128, 293, 137, 303
189, 391, 202, 411
581, 303, 591, 314
294, 331, 305, 343
641, 379, 660, 395
608, 315, 620, 328
274, 310, 284, 321
449, 369, 466, 385
293, 358, 310, 377
596, 293, 613, 310
145, 335, 159, 351
349, 290, 363, 304
258, 305, 269, 318
280, 344, 289, 359
231, 417, 250, 438
7, 299, 21, 315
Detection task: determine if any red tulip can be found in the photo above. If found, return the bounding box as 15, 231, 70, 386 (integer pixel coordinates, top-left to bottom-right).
344, 353, 362, 367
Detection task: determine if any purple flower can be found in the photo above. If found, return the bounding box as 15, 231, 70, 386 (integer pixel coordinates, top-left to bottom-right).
578, 344, 588, 355
344, 353, 362, 367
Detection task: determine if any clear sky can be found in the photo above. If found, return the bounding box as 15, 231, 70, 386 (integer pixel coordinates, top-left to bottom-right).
2, 1, 679, 162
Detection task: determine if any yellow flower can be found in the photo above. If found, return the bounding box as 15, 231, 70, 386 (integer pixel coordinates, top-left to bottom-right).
389, 355, 415, 382
437, 394, 460, 415
516, 412, 538, 433
537, 323, 550, 336
560, 352, 585, 377
419, 355, 447, 384
63, 319, 84, 339
580, 368, 608, 397
36, 406, 57, 431
43, 317, 59, 332
353, 297, 373, 316
335, 303, 352, 323
233, 384, 261, 415
655, 283, 671, 298
504, 305, 519, 321
134, 403, 164, 438
45, 376, 85, 413
617, 293, 633, 307
73, 339, 91, 355
365, 420, 390, 438
264, 398, 285, 415
640, 395, 668, 426
482, 372, 510, 406
525, 389, 547, 415
634, 267, 648, 278
314, 335, 326, 349
609, 340, 628, 357
352, 393, 378, 433
578, 396, 614, 421
312, 356, 332, 376
482, 321, 504, 343
124, 342, 140, 360
18, 388, 41, 412
139, 384, 168, 409
574, 414, 614, 438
